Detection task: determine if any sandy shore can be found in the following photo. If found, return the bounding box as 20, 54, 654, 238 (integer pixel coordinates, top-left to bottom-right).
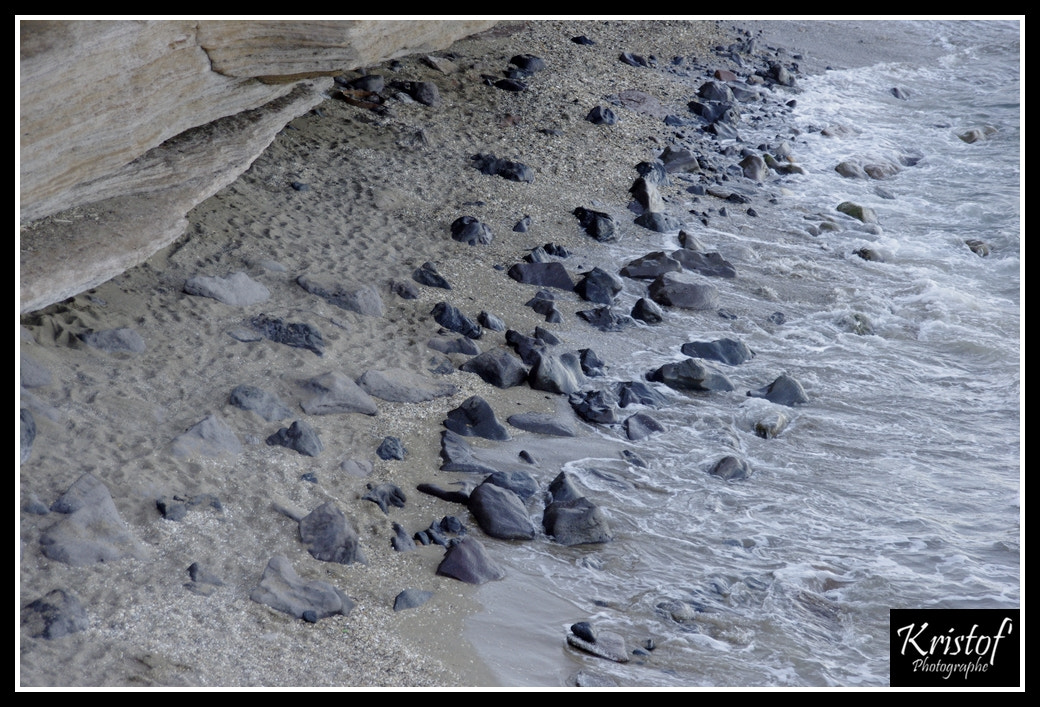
19, 19, 917, 688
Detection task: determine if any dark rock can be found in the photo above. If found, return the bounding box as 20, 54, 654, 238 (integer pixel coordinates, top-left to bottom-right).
266, 420, 323, 457
184, 271, 270, 306
586, 106, 617, 125
77, 327, 146, 354
250, 315, 324, 356
572, 35, 595, 45
634, 211, 682, 233
658, 146, 700, 173
573, 207, 618, 242
486, 470, 539, 501
468, 482, 535, 540
478, 311, 506, 332
543, 497, 613, 546
548, 471, 584, 504
569, 389, 619, 424
754, 411, 789, 439
229, 385, 293, 422
513, 215, 532, 232
671, 249, 737, 278
428, 336, 480, 355
394, 589, 433, 611
156, 497, 188, 521
345, 74, 384, 93
619, 52, 648, 67
524, 291, 563, 323
413, 262, 452, 289
577, 307, 634, 332
747, 374, 810, 406
298, 501, 365, 564
624, 412, 664, 440
460, 348, 528, 388
620, 251, 682, 279
567, 627, 629, 662
494, 78, 527, 92
507, 412, 576, 437
363, 483, 406, 513
528, 350, 586, 395
417, 481, 475, 505
389, 80, 440, 106
768, 311, 787, 325
21, 408, 35, 464
436, 537, 505, 584
698, 80, 734, 102
510, 54, 545, 72
296, 274, 384, 317
648, 359, 734, 393
571, 621, 597, 643
518, 450, 537, 465
22, 589, 89, 639
471, 153, 534, 183
576, 267, 624, 304
432, 301, 482, 339
171, 414, 242, 459
966, 239, 991, 257
579, 348, 606, 377
444, 396, 509, 441
533, 326, 560, 345
391, 523, 416, 552
614, 380, 669, 408
836, 201, 878, 224
391, 279, 419, 299
648, 272, 719, 310
301, 371, 379, 416
854, 247, 885, 262
507, 262, 575, 291
631, 297, 664, 324
187, 562, 225, 588
680, 338, 754, 365
250, 555, 355, 620
635, 160, 670, 186
709, 455, 752, 481
375, 437, 406, 461
450, 216, 494, 246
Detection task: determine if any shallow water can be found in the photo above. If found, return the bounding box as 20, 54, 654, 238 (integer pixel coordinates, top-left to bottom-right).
466, 19, 1021, 687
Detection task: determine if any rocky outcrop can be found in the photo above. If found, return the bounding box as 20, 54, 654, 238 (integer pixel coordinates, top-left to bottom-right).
18, 19, 497, 314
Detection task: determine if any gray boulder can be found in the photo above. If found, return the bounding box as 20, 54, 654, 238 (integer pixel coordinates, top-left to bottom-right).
22, 589, 89, 639
648, 359, 734, 393
301, 371, 378, 416
468, 481, 535, 540
747, 374, 809, 406
298, 501, 365, 565
184, 271, 270, 306
250, 555, 355, 620
444, 396, 509, 441
297, 274, 384, 317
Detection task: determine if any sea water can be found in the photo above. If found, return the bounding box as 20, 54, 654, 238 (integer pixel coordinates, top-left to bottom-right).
467, 19, 1021, 687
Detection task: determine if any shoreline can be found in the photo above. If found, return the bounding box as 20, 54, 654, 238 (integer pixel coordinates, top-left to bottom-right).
19, 19, 968, 688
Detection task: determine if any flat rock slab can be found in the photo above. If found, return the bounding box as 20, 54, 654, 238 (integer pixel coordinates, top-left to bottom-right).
566, 630, 629, 663
184, 271, 270, 306
171, 414, 242, 459
357, 368, 457, 403
301, 371, 378, 416
680, 338, 754, 366
297, 274, 384, 317
507, 412, 576, 437
439, 430, 498, 474
250, 555, 355, 621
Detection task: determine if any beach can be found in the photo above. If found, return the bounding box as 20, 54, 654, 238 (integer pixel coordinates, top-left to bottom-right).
19, 19, 1022, 688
